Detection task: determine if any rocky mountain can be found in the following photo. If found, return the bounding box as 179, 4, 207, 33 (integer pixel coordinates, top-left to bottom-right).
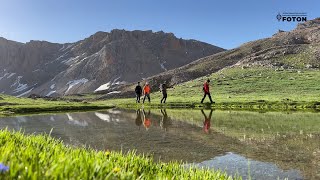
0, 30, 225, 97
107, 18, 320, 97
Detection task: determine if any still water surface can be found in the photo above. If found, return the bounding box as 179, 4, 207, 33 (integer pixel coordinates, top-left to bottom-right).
0, 109, 319, 180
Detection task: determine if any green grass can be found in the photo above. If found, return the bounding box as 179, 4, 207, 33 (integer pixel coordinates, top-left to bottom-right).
0, 94, 114, 116
165, 66, 320, 103
0, 130, 236, 180
101, 66, 320, 111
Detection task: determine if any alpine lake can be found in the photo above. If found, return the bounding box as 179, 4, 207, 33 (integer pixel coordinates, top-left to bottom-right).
0, 108, 319, 180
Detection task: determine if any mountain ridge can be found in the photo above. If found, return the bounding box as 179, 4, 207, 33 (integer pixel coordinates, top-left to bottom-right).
0, 29, 225, 97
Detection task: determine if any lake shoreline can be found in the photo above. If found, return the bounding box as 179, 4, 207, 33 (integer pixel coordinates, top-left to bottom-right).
1, 94, 320, 116
1, 99, 320, 117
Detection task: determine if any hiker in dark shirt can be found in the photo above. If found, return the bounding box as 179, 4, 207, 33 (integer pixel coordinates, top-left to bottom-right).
160, 83, 168, 103
135, 82, 142, 103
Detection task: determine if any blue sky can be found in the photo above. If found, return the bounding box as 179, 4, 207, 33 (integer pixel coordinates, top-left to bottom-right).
0, 0, 318, 49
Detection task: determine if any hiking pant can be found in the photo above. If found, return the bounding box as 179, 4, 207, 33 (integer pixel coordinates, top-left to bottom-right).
201, 92, 213, 103
143, 93, 150, 103
161, 92, 167, 103
136, 93, 141, 103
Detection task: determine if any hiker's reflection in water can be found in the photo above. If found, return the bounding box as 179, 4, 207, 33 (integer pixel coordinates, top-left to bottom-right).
142, 109, 151, 130
160, 109, 169, 131
135, 109, 143, 129
201, 109, 213, 134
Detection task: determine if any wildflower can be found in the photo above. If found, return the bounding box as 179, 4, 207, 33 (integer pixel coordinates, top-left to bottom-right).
113, 167, 121, 173
0, 163, 9, 172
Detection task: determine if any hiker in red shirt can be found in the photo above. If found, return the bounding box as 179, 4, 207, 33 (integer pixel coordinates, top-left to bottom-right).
143, 82, 151, 103
201, 79, 214, 104
201, 109, 213, 133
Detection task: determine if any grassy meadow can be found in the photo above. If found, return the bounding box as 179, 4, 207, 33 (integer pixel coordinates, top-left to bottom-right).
101, 66, 320, 111
0, 130, 236, 180
154, 67, 320, 103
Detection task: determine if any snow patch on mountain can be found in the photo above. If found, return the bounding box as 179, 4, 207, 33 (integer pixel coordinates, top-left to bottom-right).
95, 76, 126, 92
107, 91, 121, 95
46, 91, 56, 97
111, 77, 126, 85
50, 84, 55, 89
11, 76, 29, 93
114, 81, 126, 85
13, 84, 28, 93
62, 56, 80, 65
7, 73, 16, 79
95, 82, 111, 92
17, 88, 33, 97
160, 61, 167, 71
65, 78, 89, 94
0, 73, 9, 80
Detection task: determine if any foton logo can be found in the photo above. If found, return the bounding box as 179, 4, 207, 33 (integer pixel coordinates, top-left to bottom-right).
276, 12, 307, 22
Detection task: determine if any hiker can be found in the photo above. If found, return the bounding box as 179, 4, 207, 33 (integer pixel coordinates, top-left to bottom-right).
201, 109, 213, 133
201, 79, 214, 104
135, 82, 142, 103
160, 83, 167, 103
143, 82, 151, 103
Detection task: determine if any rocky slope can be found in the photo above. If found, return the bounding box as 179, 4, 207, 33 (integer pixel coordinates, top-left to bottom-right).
0, 30, 224, 97
107, 18, 320, 98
